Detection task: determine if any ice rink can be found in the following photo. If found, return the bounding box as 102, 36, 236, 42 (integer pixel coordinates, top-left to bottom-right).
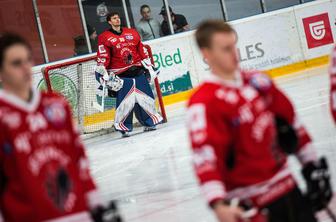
85, 65, 336, 222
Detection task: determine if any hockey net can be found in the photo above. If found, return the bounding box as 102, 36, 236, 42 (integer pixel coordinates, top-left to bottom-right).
41, 45, 167, 134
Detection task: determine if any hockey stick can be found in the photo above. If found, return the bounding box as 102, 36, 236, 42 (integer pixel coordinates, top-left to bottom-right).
93, 81, 107, 113
326, 207, 336, 222
101, 81, 106, 112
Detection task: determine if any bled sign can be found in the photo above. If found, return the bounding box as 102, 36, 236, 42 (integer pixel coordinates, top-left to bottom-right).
302, 13, 334, 49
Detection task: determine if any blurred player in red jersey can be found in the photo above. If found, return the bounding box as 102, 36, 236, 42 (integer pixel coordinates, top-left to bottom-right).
329, 45, 336, 123
95, 12, 162, 137
0, 33, 122, 222
187, 20, 332, 222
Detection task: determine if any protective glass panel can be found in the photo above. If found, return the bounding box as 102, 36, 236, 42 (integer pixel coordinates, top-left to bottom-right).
162, 0, 224, 35
126, 0, 165, 41
81, 0, 127, 52
36, 0, 88, 60
0, 0, 45, 64
265, 0, 301, 11
225, 0, 263, 21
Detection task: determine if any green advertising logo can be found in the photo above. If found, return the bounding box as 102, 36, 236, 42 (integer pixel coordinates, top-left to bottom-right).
159, 72, 193, 96
152, 47, 193, 96
38, 73, 78, 110
153, 48, 182, 69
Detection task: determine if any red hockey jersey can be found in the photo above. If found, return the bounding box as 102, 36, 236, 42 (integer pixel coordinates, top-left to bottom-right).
330, 45, 336, 123
187, 70, 317, 209
0, 89, 100, 222
97, 28, 148, 75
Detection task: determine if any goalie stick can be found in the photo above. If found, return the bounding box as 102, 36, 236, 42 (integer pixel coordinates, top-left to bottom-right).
93, 80, 107, 113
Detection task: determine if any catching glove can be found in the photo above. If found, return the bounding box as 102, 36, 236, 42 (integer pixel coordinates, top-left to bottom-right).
141, 58, 160, 82
90, 201, 123, 222
302, 157, 333, 212
106, 74, 124, 92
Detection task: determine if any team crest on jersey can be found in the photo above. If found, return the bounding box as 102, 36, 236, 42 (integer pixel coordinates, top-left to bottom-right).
249, 73, 271, 92
45, 167, 73, 211
125, 35, 133, 40
44, 103, 66, 127
121, 48, 134, 64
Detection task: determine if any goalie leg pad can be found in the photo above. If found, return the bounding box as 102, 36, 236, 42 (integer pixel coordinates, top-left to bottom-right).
114, 72, 163, 131
133, 73, 163, 126
114, 78, 136, 132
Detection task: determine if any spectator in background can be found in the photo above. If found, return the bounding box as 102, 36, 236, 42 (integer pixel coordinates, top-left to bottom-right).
74, 25, 98, 56
87, 25, 98, 52
160, 6, 189, 36
136, 5, 161, 41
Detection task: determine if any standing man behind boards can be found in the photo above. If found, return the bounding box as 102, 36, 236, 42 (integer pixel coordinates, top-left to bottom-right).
0, 33, 117, 221
136, 5, 161, 41
96, 12, 162, 137
160, 6, 189, 36
187, 20, 332, 222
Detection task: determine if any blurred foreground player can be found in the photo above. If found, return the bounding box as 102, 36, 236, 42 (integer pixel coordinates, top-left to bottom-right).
330, 45, 336, 123
0, 33, 121, 222
187, 20, 332, 222
95, 12, 162, 137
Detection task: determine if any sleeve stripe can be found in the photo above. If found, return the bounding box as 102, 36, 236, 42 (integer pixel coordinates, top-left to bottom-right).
44, 212, 92, 222
297, 142, 317, 164
200, 180, 226, 203
293, 117, 302, 130
86, 189, 102, 209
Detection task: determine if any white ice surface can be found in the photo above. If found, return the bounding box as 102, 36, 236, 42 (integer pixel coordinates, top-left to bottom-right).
85, 66, 336, 222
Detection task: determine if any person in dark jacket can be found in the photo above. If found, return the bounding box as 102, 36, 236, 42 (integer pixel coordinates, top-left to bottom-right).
74, 25, 98, 56
160, 6, 189, 36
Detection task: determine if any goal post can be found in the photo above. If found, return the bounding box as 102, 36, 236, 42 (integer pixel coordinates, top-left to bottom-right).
41, 45, 167, 134
144, 44, 167, 123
